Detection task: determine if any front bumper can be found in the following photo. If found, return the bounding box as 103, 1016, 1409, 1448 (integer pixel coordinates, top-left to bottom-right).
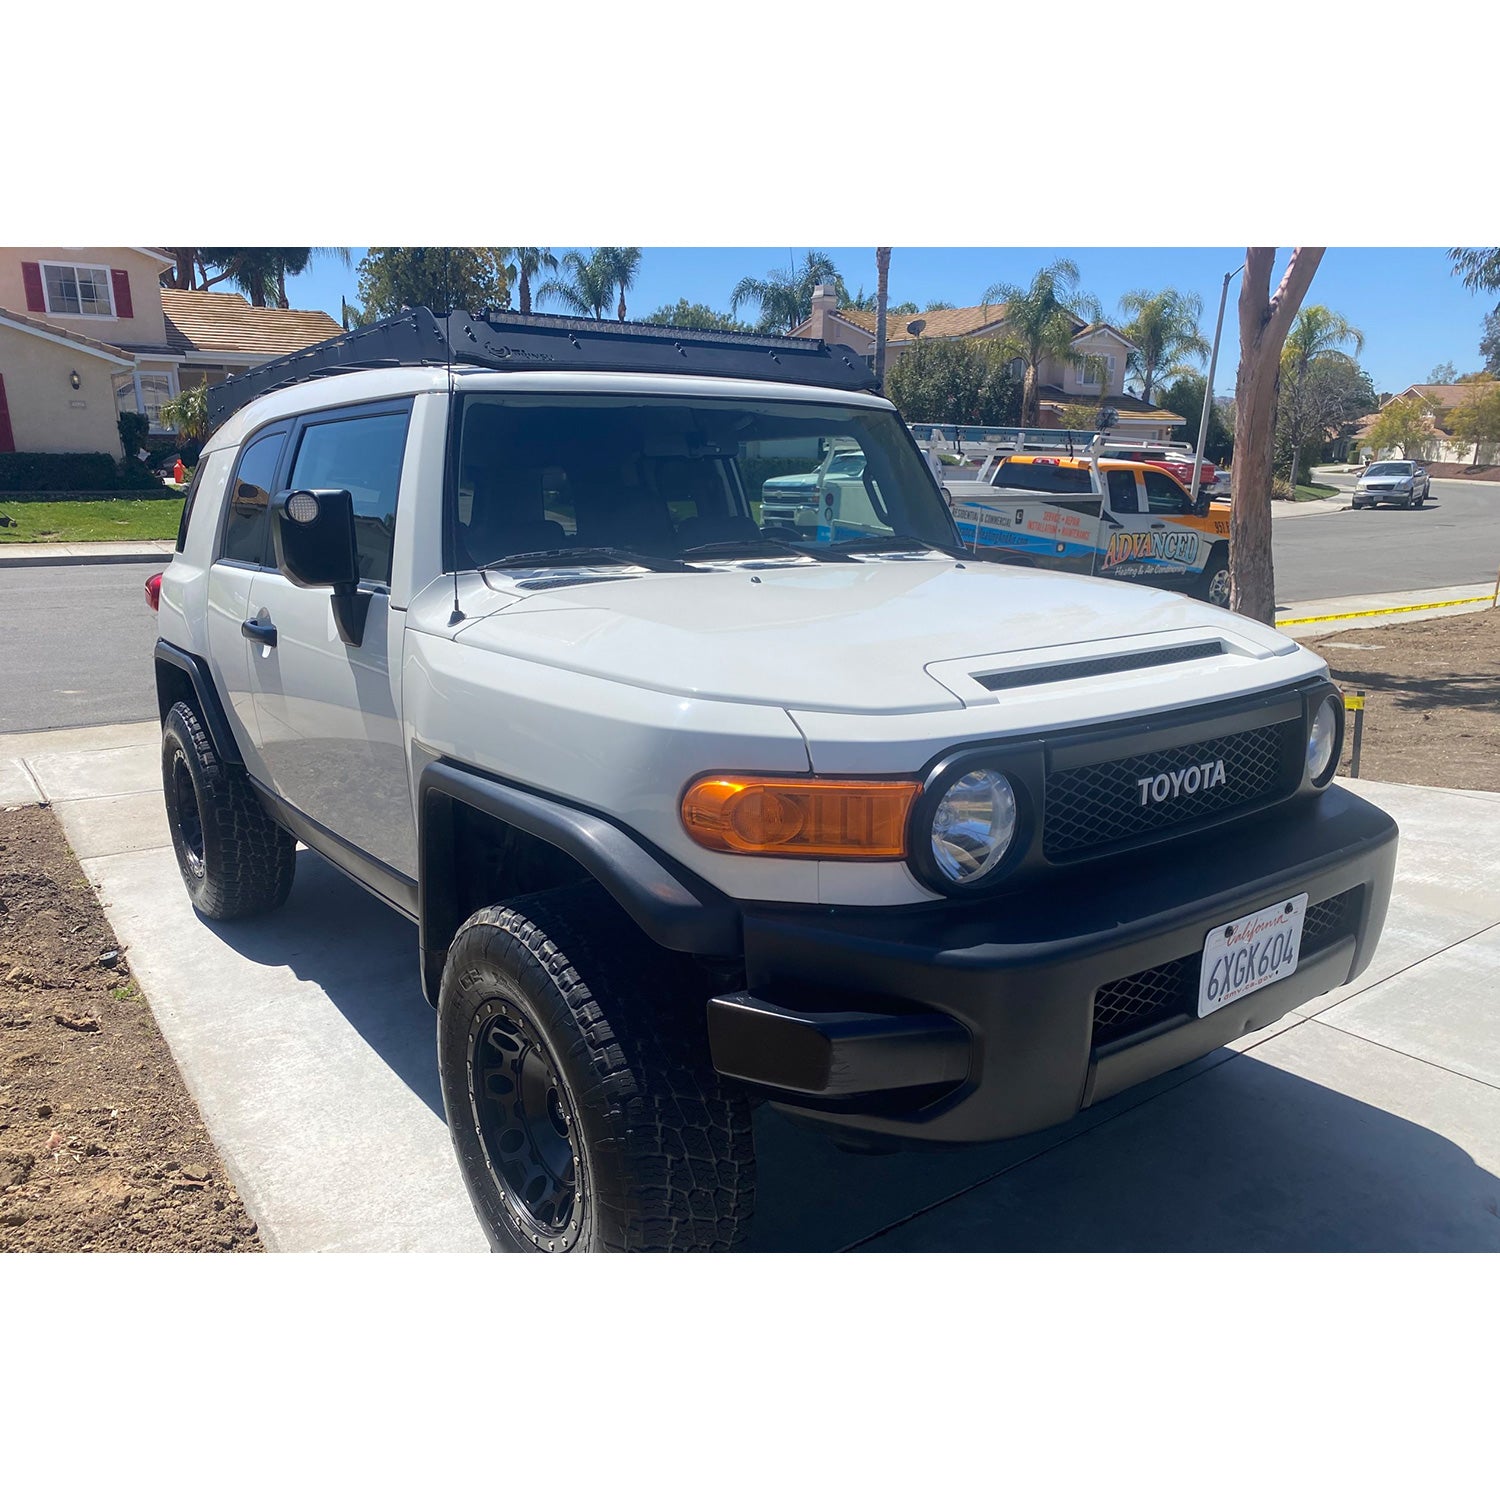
707, 784, 1396, 1144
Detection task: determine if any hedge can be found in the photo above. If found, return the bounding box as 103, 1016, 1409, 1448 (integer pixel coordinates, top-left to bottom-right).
0, 452, 166, 494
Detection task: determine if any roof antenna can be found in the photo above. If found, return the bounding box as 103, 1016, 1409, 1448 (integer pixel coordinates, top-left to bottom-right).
443, 248, 465, 628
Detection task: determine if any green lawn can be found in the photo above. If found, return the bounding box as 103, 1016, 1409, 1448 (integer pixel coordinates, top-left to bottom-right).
0, 496, 184, 544
1294, 483, 1339, 501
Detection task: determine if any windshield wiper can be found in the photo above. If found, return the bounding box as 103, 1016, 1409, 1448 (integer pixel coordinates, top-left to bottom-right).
678, 538, 819, 561
820, 533, 966, 559
481, 546, 688, 573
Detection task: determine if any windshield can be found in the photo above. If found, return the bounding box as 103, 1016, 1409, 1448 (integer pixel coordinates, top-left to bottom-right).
450, 394, 957, 568
1365, 462, 1412, 476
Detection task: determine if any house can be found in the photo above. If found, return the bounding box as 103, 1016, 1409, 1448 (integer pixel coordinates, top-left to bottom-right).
0, 248, 342, 459
791, 285, 1185, 441
1354, 382, 1494, 464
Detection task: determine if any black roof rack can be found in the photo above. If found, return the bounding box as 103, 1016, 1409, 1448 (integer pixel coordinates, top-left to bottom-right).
204, 307, 879, 430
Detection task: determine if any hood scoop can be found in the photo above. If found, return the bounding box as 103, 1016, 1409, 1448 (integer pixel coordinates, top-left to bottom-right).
972, 639, 1225, 693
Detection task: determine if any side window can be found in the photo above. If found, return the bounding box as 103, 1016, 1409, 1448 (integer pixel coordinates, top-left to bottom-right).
287, 407, 411, 584
1106, 469, 1140, 514
1143, 469, 1190, 514
221, 429, 287, 564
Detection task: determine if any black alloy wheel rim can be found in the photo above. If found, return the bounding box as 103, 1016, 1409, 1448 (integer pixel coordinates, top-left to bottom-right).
171, 751, 206, 879
468, 1001, 582, 1251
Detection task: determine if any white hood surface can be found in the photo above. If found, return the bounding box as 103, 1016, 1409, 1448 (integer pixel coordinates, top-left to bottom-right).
453, 560, 1301, 714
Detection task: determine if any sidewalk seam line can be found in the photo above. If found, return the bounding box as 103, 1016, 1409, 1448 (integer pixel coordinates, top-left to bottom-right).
1306, 1016, 1500, 1094
1306, 915, 1500, 1021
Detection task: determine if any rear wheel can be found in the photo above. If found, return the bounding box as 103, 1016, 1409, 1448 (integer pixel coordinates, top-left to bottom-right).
161, 700, 296, 921
437, 885, 756, 1252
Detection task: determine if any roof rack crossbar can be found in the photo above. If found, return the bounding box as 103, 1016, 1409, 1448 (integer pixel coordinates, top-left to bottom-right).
205, 307, 879, 430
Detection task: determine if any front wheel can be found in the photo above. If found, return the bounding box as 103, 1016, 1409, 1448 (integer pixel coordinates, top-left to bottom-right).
1194, 545, 1231, 608
437, 886, 756, 1252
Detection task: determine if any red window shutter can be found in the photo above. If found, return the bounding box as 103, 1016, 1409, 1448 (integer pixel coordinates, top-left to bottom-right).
21, 261, 45, 312
110, 268, 133, 319
0, 374, 16, 453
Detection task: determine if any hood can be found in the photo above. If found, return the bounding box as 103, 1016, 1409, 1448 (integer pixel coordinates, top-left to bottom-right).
451, 559, 1301, 713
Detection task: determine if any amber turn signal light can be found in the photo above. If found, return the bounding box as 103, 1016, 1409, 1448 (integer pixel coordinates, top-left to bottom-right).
681, 776, 919, 859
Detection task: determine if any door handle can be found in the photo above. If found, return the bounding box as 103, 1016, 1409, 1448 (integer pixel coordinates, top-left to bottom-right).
241, 618, 278, 647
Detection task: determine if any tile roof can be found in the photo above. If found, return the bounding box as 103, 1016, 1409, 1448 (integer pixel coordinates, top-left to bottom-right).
1035, 385, 1181, 421
0, 304, 134, 364
159, 289, 343, 356
835, 301, 1015, 342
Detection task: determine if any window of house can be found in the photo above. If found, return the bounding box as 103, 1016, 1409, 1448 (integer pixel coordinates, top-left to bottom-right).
42, 263, 115, 318
1074, 352, 1116, 390
112, 370, 180, 435
287, 406, 412, 585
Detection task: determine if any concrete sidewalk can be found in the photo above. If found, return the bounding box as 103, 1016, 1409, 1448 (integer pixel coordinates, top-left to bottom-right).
0, 540, 175, 567
5, 719, 1498, 1252
1277, 584, 1496, 638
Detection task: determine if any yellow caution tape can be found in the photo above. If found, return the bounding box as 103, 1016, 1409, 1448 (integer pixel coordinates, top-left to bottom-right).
1278, 595, 1492, 627
1343, 692, 1366, 711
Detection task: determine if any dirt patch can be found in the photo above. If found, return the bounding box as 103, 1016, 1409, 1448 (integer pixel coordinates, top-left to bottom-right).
0, 806, 260, 1252
1309, 607, 1500, 793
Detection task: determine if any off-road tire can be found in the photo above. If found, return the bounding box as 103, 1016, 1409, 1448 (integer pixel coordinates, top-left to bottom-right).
161, 700, 296, 921
1195, 544, 1231, 608
437, 885, 756, 1253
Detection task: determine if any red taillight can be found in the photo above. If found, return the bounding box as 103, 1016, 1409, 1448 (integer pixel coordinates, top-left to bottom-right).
145, 572, 162, 611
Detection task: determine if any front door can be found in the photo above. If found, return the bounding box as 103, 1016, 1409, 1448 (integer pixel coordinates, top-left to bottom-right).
244, 400, 416, 878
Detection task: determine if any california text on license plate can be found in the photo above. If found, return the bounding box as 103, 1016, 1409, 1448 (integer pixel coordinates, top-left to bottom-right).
1198, 894, 1308, 1018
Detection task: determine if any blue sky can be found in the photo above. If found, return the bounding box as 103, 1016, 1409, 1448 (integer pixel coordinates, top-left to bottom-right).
284, 248, 1495, 398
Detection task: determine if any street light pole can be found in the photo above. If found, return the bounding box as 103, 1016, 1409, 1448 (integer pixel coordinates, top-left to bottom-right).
1191, 262, 1244, 503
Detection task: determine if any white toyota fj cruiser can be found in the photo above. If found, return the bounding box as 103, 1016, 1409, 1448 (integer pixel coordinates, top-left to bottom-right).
150, 309, 1397, 1252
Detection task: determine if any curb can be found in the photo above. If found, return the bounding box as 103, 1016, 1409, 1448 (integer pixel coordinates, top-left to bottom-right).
0, 549, 171, 568
1278, 595, 1493, 628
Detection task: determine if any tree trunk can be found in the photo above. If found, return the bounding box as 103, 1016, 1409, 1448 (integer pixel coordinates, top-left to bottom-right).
874, 247, 891, 387
1229, 248, 1325, 624
1022, 363, 1039, 425
519, 270, 531, 316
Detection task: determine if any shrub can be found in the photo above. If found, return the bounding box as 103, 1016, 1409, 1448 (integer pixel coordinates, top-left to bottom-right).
117, 411, 149, 457
0, 452, 166, 494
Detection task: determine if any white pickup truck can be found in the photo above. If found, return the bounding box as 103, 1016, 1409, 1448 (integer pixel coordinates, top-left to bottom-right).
147, 312, 1394, 1252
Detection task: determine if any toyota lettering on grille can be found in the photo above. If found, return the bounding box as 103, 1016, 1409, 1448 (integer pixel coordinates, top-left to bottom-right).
1136, 759, 1227, 807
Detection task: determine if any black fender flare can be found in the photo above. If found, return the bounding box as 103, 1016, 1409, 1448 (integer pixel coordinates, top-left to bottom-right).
416, 758, 741, 1004
154, 640, 244, 765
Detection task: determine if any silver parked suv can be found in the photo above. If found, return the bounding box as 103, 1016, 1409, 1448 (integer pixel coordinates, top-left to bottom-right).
148, 309, 1397, 1251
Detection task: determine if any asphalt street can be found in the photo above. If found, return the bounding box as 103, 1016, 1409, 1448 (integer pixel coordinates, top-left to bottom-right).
1274, 472, 1500, 602
1, 474, 1496, 733
0, 563, 161, 733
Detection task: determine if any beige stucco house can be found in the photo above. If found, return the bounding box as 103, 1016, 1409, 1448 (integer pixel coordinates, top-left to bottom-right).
791, 285, 1184, 441
0, 248, 341, 458
1354, 381, 1498, 465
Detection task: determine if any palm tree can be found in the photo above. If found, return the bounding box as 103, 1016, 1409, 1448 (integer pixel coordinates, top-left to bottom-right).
1117, 288, 1210, 405
874, 248, 891, 385
505, 248, 558, 315
730, 252, 843, 333
597, 247, 643, 321
538, 250, 617, 319
1278, 305, 1365, 483
982, 259, 1101, 425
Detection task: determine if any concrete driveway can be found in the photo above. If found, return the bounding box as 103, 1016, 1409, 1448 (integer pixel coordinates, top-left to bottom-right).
4, 720, 1498, 1252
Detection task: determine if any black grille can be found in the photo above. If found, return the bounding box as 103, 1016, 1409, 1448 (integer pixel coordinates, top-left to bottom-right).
1044, 722, 1294, 860
1090, 890, 1360, 1049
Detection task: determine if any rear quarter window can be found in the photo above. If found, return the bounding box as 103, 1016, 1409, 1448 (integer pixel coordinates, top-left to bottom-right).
992, 461, 1094, 494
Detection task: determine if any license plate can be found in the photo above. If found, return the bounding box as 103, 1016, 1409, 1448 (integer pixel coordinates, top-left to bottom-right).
1198, 894, 1308, 1017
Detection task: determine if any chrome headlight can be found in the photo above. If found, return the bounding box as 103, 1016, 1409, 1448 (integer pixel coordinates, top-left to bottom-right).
1308, 696, 1341, 785
927, 766, 1018, 886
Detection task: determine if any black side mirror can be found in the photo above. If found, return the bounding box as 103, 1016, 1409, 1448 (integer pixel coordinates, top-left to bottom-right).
1192, 494, 1212, 517
271, 488, 369, 646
